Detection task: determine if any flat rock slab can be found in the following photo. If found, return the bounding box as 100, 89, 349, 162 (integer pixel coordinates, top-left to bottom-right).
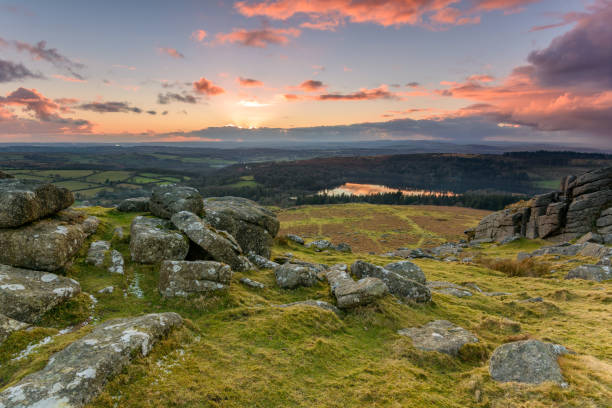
565, 264, 612, 282
117, 197, 149, 212
0, 212, 88, 271
150, 184, 203, 219
204, 196, 279, 258
0, 312, 182, 408
275, 300, 341, 315
0, 179, 74, 228
0, 264, 81, 324
326, 265, 388, 309
171, 211, 252, 272
240, 277, 265, 289
398, 320, 479, 356
352, 260, 431, 303
489, 340, 569, 386
130, 216, 189, 264
427, 281, 473, 298
159, 260, 232, 297
275, 262, 320, 289
0, 313, 29, 344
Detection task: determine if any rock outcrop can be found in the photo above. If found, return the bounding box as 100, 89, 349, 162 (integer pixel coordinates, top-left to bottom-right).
204, 197, 279, 259
0, 178, 74, 228
0, 313, 182, 408
158, 260, 232, 297
383, 260, 427, 284
149, 184, 203, 219
489, 340, 569, 386
565, 264, 611, 282
398, 320, 479, 356
470, 167, 612, 242
351, 260, 431, 303
326, 264, 388, 309
129, 216, 189, 264
0, 211, 88, 271
171, 211, 252, 271
0, 265, 81, 323
117, 197, 149, 212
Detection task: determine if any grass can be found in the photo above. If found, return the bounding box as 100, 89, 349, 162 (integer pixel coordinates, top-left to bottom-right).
1, 204, 611, 408
86, 171, 132, 183
476, 257, 553, 278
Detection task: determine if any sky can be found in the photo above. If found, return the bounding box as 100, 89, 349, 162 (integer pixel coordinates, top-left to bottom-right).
0, 0, 611, 148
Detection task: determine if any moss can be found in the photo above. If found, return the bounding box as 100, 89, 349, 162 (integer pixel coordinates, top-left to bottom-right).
38, 293, 93, 328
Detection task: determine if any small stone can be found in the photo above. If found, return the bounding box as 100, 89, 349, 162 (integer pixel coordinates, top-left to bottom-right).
286, 234, 305, 245
117, 197, 149, 212
97, 286, 114, 294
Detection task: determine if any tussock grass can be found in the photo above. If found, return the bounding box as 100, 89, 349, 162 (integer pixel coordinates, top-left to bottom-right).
477, 257, 553, 277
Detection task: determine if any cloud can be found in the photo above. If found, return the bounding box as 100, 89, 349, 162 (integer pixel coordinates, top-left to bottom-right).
11, 39, 85, 79
406, 82, 420, 87
233, 0, 539, 29
237, 77, 264, 87
191, 29, 208, 42
193, 77, 225, 95
215, 27, 300, 47
0, 59, 42, 83
158, 47, 185, 59
78, 101, 143, 114
157, 92, 198, 104
0, 87, 91, 134
526, 1, 612, 90
466, 74, 494, 82
52, 74, 86, 83
299, 79, 326, 91
433, 2, 612, 138
0, 87, 59, 120
146, 110, 157, 115
316, 86, 398, 101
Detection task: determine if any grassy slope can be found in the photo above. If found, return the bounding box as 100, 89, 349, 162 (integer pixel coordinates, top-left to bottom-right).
0, 204, 610, 407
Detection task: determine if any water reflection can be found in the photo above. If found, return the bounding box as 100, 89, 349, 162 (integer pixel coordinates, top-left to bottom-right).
319, 183, 456, 197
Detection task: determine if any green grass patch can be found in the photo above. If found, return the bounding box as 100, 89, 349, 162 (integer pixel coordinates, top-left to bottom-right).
86, 171, 132, 183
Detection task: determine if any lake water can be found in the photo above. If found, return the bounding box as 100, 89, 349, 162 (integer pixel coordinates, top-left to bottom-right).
319, 183, 456, 197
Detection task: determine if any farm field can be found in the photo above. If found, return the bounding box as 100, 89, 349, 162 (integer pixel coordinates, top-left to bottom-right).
4, 169, 190, 202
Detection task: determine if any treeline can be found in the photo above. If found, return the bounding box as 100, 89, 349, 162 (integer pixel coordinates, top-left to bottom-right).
296, 192, 527, 211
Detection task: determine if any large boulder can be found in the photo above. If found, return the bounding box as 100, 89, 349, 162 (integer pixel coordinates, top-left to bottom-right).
203, 196, 279, 258
489, 340, 569, 386
129, 216, 189, 264
117, 197, 149, 212
0, 265, 81, 323
0, 312, 182, 408
274, 263, 320, 289
149, 184, 203, 219
398, 320, 479, 356
326, 264, 388, 309
171, 211, 252, 272
0, 211, 88, 271
0, 179, 74, 228
159, 260, 232, 297
565, 264, 611, 282
384, 260, 427, 284
351, 260, 431, 303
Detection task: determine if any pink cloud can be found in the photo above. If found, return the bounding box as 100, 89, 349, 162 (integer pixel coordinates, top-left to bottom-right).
191, 29, 208, 42
237, 77, 264, 87
299, 79, 326, 92
234, 0, 539, 29
193, 77, 225, 95
215, 27, 301, 47
158, 47, 184, 58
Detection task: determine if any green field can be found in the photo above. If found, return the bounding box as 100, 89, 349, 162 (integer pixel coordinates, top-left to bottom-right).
86, 171, 132, 183
1, 204, 610, 407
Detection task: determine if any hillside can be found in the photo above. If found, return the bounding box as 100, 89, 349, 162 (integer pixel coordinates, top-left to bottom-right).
1, 203, 610, 407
